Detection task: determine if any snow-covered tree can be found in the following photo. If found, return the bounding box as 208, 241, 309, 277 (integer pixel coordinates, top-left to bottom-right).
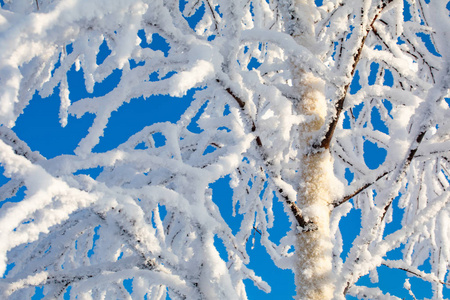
0, 0, 449, 299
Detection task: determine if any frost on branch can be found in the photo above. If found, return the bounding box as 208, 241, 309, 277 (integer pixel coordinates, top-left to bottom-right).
0, 0, 450, 299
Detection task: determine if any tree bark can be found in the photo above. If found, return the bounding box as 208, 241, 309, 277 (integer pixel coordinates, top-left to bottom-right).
293, 70, 334, 299
288, 1, 335, 297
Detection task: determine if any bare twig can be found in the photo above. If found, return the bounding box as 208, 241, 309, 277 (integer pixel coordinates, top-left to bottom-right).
382, 260, 450, 287
379, 129, 427, 222
316, 0, 393, 150
333, 170, 390, 208
205, 0, 219, 32
216, 79, 261, 146
216, 78, 315, 231
253, 226, 261, 235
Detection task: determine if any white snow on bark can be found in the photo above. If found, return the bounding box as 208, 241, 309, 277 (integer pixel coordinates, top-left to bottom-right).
0, 0, 449, 299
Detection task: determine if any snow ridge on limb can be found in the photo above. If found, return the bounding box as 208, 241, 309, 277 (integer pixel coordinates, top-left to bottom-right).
0, 0, 450, 299
331, 0, 450, 298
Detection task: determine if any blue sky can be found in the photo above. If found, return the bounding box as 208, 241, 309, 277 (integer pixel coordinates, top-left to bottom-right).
6, 36, 434, 300
8, 56, 439, 299
2, 1, 450, 299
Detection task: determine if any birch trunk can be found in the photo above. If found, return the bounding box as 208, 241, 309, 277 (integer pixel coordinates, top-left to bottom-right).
288, 1, 335, 298
293, 70, 334, 299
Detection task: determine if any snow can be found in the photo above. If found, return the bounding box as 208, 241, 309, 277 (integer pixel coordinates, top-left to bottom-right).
0, 0, 449, 299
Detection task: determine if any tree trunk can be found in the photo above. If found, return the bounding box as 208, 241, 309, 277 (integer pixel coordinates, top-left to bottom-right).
294, 70, 334, 299
288, 0, 335, 297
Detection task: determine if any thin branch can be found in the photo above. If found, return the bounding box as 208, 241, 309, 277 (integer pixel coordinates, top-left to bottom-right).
216, 79, 262, 147
315, 0, 393, 150
253, 226, 261, 235
317, 2, 345, 37
277, 186, 317, 232
382, 261, 450, 287
4, 257, 141, 296
379, 129, 427, 222
216, 78, 315, 231
205, 0, 219, 33
334, 139, 366, 175
0, 127, 43, 163
333, 170, 390, 207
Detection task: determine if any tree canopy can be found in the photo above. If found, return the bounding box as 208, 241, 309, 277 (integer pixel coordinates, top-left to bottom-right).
0, 0, 449, 299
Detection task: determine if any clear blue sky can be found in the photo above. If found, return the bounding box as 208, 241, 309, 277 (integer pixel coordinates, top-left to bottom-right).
2, 1, 449, 299
8, 45, 439, 299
